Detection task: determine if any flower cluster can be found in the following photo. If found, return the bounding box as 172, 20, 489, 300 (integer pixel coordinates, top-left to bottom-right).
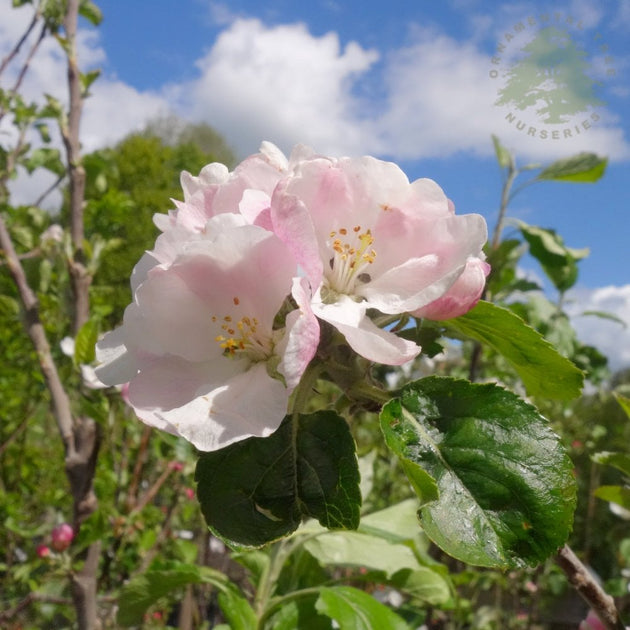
96, 143, 488, 452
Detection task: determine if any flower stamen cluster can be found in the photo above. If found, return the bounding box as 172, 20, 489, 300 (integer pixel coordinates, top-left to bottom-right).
328, 226, 376, 294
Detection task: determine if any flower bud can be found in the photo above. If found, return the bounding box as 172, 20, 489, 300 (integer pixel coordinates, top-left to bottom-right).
51, 523, 74, 552
36, 544, 51, 558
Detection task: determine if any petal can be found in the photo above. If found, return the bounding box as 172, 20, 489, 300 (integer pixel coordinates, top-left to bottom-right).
362, 213, 488, 313
277, 277, 320, 390
413, 257, 490, 320
95, 327, 138, 385
127, 355, 241, 411
271, 180, 324, 289
132, 362, 289, 452
314, 296, 420, 365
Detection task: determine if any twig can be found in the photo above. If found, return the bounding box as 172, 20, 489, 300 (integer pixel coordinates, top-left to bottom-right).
555, 544, 626, 630
0, 1, 41, 78
61, 0, 90, 335
33, 172, 66, 208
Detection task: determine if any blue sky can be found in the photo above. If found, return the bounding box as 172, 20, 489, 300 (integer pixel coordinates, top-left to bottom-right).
1, 0, 629, 367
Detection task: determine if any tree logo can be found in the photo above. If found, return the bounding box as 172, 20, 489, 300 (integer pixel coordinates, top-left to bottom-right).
489, 14, 615, 140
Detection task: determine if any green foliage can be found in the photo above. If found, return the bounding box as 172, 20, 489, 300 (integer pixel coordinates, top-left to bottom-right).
536, 152, 608, 183
445, 301, 584, 400
517, 221, 589, 292
117, 563, 254, 626
381, 377, 576, 568
196, 411, 361, 547
315, 586, 410, 629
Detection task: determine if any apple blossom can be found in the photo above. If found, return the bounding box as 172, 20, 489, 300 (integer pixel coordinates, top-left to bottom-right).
271, 153, 488, 364
95, 216, 319, 452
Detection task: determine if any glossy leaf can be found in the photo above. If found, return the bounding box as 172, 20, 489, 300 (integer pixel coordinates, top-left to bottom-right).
537, 152, 607, 182
445, 301, 584, 400
380, 377, 576, 569
196, 411, 360, 547
316, 586, 410, 630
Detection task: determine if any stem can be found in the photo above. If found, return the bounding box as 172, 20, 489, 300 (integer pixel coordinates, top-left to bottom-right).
288, 361, 325, 415
62, 0, 90, 334
347, 379, 393, 406
491, 162, 519, 251
555, 544, 626, 630
257, 587, 322, 629
254, 539, 293, 623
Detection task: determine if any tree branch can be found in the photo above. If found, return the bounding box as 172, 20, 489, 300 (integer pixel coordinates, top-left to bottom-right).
555, 544, 627, 630
61, 0, 90, 334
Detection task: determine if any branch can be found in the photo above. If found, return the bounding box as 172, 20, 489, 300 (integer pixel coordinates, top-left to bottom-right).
555, 544, 627, 630
0, 1, 41, 78
60, 0, 90, 334
0, 215, 76, 455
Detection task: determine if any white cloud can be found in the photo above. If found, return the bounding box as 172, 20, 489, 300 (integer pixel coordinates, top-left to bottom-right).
376, 25, 629, 162
168, 18, 379, 157
566, 285, 630, 372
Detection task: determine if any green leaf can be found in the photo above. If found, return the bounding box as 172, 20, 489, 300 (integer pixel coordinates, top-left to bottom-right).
594, 486, 630, 511
316, 586, 410, 630
390, 568, 452, 606
592, 452, 630, 477
614, 393, 630, 420
79, 0, 103, 25
580, 310, 627, 328
196, 411, 360, 547
35, 122, 51, 143
517, 222, 588, 292
380, 377, 576, 569
217, 590, 258, 630
491, 135, 513, 169
74, 319, 98, 364
21, 147, 65, 176
117, 564, 237, 626
537, 152, 607, 182
79, 69, 101, 97
445, 301, 584, 400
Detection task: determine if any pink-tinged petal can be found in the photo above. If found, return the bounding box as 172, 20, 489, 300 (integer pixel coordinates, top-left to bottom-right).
133, 267, 221, 362
271, 182, 324, 289
130, 252, 160, 293
95, 327, 138, 385
413, 258, 490, 320
181, 163, 229, 200
363, 213, 488, 312
277, 277, 320, 390
405, 177, 452, 218
181, 226, 296, 327
314, 296, 420, 365
133, 363, 289, 451
259, 141, 289, 171
239, 189, 272, 226
127, 356, 241, 411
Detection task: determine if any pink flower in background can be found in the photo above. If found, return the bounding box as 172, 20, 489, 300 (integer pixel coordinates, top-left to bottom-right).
272, 153, 488, 364
36, 544, 51, 558
51, 523, 74, 552
413, 257, 490, 320
579, 610, 606, 630
95, 218, 319, 452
